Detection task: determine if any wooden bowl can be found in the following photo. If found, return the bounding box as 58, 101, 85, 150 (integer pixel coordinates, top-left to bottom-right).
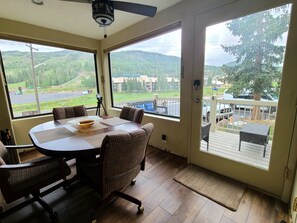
78, 120, 95, 129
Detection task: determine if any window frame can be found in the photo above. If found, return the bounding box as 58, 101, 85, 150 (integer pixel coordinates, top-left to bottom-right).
0, 39, 100, 119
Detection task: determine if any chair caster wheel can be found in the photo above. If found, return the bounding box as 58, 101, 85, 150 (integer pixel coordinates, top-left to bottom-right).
137, 205, 144, 213
90, 210, 98, 223
63, 184, 71, 190
50, 211, 58, 220
131, 179, 136, 185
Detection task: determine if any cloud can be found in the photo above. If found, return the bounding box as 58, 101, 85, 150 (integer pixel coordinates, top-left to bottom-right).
204, 21, 238, 66
0, 40, 63, 52
115, 29, 181, 57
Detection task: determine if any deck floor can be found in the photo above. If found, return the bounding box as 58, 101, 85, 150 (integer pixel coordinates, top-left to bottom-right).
200, 131, 271, 170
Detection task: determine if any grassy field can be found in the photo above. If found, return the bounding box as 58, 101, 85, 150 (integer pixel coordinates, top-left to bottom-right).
11, 86, 227, 114
12, 93, 97, 114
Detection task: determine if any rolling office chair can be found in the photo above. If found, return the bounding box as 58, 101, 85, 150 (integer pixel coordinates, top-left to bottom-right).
52, 105, 88, 162
78, 123, 154, 221
0, 142, 71, 220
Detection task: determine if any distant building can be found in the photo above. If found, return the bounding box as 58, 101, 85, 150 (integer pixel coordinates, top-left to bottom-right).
112, 77, 126, 92
212, 75, 225, 87
112, 75, 179, 92
138, 75, 158, 92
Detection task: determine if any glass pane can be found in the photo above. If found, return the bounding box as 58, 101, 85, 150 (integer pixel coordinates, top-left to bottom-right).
202, 4, 292, 169
109, 29, 181, 118
0, 40, 97, 118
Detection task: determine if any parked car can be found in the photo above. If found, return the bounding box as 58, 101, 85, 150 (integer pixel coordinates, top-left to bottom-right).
202, 101, 233, 122
223, 89, 278, 113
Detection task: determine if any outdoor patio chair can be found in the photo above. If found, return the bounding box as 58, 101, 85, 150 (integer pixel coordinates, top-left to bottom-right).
201, 123, 211, 150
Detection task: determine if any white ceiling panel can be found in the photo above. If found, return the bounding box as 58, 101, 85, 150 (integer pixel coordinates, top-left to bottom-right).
0, 0, 182, 40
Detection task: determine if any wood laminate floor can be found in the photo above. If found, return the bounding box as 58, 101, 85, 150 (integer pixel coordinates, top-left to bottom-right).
1, 146, 289, 223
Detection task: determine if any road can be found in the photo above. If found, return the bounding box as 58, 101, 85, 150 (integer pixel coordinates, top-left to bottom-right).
10, 92, 84, 104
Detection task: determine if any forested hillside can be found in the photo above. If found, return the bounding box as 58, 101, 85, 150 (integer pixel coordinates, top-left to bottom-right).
2, 50, 224, 89
2, 50, 95, 88
110, 51, 224, 78
110, 50, 181, 78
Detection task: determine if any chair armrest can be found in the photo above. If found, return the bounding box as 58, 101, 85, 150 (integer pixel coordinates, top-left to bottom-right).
0, 157, 57, 170
5, 144, 35, 150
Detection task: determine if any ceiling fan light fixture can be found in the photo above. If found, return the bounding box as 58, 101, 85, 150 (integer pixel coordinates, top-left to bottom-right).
92, 0, 114, 26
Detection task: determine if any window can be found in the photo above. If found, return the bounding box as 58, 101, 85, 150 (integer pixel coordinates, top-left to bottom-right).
0, 40, 98, 118
109, 28, 181, 118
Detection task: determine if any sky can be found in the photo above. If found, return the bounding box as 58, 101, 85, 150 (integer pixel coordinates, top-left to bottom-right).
114, 29, 182, 58
0, 40, 64, 52
115, 25, 238, 66
205, 22, 238, 66
0, 28, 237, 66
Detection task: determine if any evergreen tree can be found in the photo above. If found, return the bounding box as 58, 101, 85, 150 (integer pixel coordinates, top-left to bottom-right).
122, 79, 127, 92
221, 5, 291, 119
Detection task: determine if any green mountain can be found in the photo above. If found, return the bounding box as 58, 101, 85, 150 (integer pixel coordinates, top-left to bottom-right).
204, 65, 225, 77
2, 50, 95, 88
2, 49, 224, 89
110, 50, 181, 78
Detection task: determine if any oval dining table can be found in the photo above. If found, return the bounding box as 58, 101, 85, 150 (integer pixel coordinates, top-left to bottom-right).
29, 116, 142, 182
29, 116, 141, 158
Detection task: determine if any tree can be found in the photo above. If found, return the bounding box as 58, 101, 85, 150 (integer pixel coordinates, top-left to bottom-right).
122, 79, 127, 92
156, 75, 168, 92
221, 5, 291, 119
206, 76, 212, 87
81, 75, 96, 88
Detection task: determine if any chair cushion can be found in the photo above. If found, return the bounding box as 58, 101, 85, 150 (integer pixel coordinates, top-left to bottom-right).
0, 157, 5, 165
0, 141, 9, 163
0, 156, 11, 178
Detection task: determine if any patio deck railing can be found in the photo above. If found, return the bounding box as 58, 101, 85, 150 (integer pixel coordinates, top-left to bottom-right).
115, 97, 277, 169
115, 96, 278, 137
203, 97, 278, 138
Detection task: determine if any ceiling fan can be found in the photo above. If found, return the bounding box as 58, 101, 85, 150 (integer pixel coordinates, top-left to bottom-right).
60, 0, 157, 26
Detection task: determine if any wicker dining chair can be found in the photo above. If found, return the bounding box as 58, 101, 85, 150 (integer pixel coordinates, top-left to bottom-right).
52, 105, 88, 120
78, 123, 154, 221
0, 142, 71, 220
119, 106, 144, 124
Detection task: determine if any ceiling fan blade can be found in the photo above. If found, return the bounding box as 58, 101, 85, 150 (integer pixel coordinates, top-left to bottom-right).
59, 0, 92, 4
111, 1, 157, 17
